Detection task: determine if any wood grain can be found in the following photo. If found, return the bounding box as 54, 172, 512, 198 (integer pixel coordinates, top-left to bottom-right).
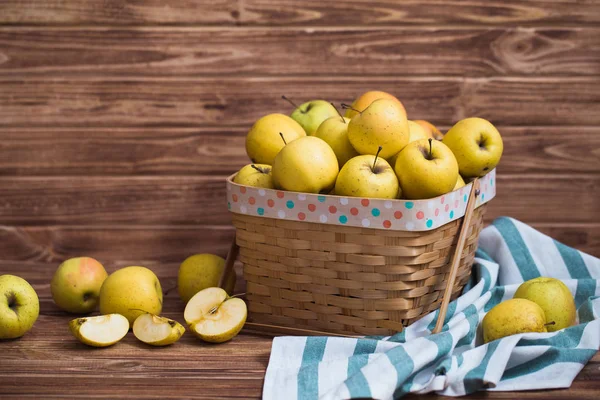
0, 77, 599, 127
0, 174, 597, 226
0, 261, 598, 399
1, 27, 598, 77
0, 126, 598, 176
1, 0, 599, 26
1, 222, 598, 264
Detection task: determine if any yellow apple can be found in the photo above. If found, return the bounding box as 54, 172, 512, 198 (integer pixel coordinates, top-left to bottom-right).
272, 136, 339, 193
344, 90, 406, 119
347, 99, 410, 159
233, 164, 274, 189
133, 313, 185, 346
184, 287, 247, 343
394, 139, 458, 199
454, 175, 466, 191
482, 299, 548, 343
407, 120, 431, 142
335, 150, 400, 199
514, 277, 576, 332
99, 266, 163, 325
442, 117, 503, 177
314, 115, 358, 167
414, 120, 444, 140
245, 113, 306, 164
284, 97, 339, 136
0, 275, 39, 339
51, 257, 108, 314
178, 253, 236, 303
69, 314, 129, 347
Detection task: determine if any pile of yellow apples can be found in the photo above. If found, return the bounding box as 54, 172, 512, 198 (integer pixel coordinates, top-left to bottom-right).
0, 254, 245, 347
483, 277, 577, 343
236, 90, 503, 199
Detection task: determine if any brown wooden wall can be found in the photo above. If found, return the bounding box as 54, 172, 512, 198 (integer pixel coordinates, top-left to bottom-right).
1, 0, 599, 273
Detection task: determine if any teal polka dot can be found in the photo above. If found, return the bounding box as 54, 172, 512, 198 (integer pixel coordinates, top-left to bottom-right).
426, 219, 433, 228
405, 202, 414, 209
257, 207, 265, 216
490, 178, 494, 186
286, 200, 295, 209
227, 202, 231, 210
371, 208, 380, 217
317, 195, 326, 203
339, 215, 348, 224
463, 194, 467, 202
481, 194, 485, 201
449, 210, 455, 219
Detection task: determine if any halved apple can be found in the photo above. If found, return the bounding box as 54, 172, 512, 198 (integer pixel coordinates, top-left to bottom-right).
69, 313, 129, 347
133, 313, 185, 346
184, 287, 247, 343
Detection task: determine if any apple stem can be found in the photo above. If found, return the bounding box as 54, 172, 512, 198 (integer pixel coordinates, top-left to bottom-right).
229, 292, 246, 299
545, 321, 556, 327
331, 102, 345, 123
372, 146, 383, 173
428, 138, 433, 159
279, 132, 287, 145
341, 103, 362, 114
251, 164, 268, 174
281, 95, 304, 113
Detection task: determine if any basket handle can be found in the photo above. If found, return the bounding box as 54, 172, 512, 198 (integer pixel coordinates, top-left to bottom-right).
432, 178, 481, 334
219, 233, 239, 290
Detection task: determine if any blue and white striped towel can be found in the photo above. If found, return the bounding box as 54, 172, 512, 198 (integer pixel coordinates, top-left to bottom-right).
263, 217, 600, 399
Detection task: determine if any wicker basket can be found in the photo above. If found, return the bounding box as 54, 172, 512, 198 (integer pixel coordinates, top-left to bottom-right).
226, 171, 494, 336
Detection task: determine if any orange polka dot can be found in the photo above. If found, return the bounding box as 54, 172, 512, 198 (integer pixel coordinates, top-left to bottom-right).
441, 196, 445, 204
361, 199, 370, 207
383, 220, 392, 228
445, 204, 450, 212
394, 211, 403, 219
232, 194, 238, 202
267, 199, 275, 207
276, 191, 285, 198
435, 208, 439, 216
308, 204, 316, 212
329, 205, 337, 214
416, 211, 424, 220
240, 187, 247, 194
350, 207, 359, 216
248, 197, 256, 205
454, 200, 459, 208
298, 212, 306, 221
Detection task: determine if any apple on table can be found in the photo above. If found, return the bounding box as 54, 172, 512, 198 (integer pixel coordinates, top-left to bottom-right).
0, 275, 39, 339
51, 257, 108, 314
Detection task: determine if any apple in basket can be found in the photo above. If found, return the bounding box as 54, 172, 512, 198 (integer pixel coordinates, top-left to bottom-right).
344, 90, 406, 119
282, 96, 339, 136
314, 108, 358, 167
245, 113, 305, 165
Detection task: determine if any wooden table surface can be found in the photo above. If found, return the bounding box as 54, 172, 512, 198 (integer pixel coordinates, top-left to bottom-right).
1, 261, 598, 399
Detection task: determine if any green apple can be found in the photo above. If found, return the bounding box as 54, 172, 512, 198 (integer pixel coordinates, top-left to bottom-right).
395, 139, 459, 199
272, 136, 339, 193
133, 313, 185, 346
51, 257, 108, 314
283, 97, 339, 136
347, 99, 410, 159
99, 266, 163, 325
344, 90, 406, 119
314, 115, 358, 167
178, 253, 236, 303
184, 287, 247, 343
514, 277, 576, 332
482, 299, 547, 343
335, 149, 400, 199
69, 314, 129, 347
442, 117, 503, 177
453, 175, 466, 191
245, 113, 306, 165
233, 164, 274, 189
0, 275, 39, 339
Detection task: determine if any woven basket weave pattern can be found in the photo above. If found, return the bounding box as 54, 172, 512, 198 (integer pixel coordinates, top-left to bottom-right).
233, 204, 487, 336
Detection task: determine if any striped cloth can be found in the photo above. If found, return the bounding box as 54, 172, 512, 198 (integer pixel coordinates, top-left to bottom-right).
262, 217, 600, 399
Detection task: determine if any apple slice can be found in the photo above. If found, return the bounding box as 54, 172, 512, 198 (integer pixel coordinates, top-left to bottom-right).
184, 287, 247, 343
69, 313, 129, 347
133, 313, 185, 346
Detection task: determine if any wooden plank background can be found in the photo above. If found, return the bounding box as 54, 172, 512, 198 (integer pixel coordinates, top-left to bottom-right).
0, 1, 599, 398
